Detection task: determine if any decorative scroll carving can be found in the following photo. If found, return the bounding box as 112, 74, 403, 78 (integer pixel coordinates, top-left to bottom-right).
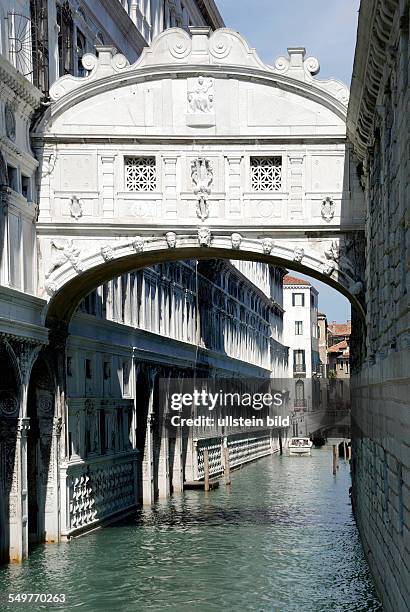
187, 76, 214, 113
191, 157, 213, 221
231, 233, 242, 249
165, 232, 177, 248
198, 227, 211, 247
70, 195, 83, 220
321, 197, 335, 222
46, 239, 83, 278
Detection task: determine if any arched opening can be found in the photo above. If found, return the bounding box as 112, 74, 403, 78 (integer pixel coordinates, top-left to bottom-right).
42, 250, 362, 532
27, 357, 56, 549
0, 344, 20, 563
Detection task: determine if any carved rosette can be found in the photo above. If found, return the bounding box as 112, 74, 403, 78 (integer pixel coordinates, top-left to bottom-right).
0, 392, 18, 418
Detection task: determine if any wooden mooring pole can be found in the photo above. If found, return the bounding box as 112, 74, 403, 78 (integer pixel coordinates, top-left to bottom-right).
203, 448, 210, 492
224, 446, 231, 485
333, 444, 338, 475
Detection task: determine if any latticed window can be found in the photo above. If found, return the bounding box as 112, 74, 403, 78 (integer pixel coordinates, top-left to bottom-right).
250, 157, 282, 191
125, 157, 156, 191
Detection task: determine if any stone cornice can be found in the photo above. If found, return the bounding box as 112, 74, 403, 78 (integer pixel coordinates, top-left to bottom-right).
0, 319, 48, 345
0, 54, 42, 110
347, 0, 399, 159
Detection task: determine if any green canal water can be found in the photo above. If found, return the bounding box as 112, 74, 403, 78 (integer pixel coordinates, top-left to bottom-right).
0, 448, 381, 611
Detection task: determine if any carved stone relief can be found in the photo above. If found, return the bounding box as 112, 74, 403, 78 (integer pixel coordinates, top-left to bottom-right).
321, 197, 335, 222
100, 245, 114, 261
70, 195, 83, 220
231, 233, 242, 249
165, 232, 177, 248
132, 236, 145, 252
187, 76, 214, 113
198, 227, 211, 247
46, 239, 83, 278
191, 157, 213, 221
293, 246, 305, 262
261, 238, 274, 254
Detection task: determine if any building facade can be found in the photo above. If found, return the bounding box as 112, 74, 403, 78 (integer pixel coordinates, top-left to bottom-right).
283, 275, 319, 381
317, 312, 328, 376
347, 0, 410, 609
282, 275, 321, 437
327, 320, 351, 378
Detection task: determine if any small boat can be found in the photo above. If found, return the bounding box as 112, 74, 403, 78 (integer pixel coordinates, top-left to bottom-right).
288, 437, 313, 455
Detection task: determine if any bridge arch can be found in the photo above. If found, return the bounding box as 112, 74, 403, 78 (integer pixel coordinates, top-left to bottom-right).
43, 238, 365, 329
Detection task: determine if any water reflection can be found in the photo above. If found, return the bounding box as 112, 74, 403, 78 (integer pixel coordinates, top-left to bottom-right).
0, 449, 381, 611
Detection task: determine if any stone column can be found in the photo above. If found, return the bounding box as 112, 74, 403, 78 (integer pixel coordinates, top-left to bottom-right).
7, 340, 44, 563
142, 368, 157, 505
101, 155, 116, 218
162, 156, 178, 219
0, 184, 9, 283
226, 155, 243, 217
8, 417, 29, 563
288, 155, 305, 219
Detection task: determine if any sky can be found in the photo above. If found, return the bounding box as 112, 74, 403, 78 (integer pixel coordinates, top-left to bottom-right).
217, 0, 358, 322
217, 0, 361, 86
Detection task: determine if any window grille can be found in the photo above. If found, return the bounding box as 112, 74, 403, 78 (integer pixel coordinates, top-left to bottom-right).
125, 157, 156, 192
250, 157, 282, 191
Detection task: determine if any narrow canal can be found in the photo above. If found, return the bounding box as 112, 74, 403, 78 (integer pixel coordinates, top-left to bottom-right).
0, 448, 381, 611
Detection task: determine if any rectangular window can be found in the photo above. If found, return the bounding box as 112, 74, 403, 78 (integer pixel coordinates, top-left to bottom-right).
125, 156, 156, 192
250, 157, 282, 191
21, 175, 31, 200
30, 0, 49, 94
67, 356, 73, 377
85, 358, 92, 379
7, 165, 18, 192
57, 1, 74, 77
122, 360, 131, 396
103, 361, 111, 380
76, 29, 86, 76
99, 409, 106, 454
293, 349, 305, 366
295, 321, 303, 335
292, 293, 304, 307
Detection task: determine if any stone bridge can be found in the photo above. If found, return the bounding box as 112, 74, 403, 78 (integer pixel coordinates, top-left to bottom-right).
32, 26, 366, 328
